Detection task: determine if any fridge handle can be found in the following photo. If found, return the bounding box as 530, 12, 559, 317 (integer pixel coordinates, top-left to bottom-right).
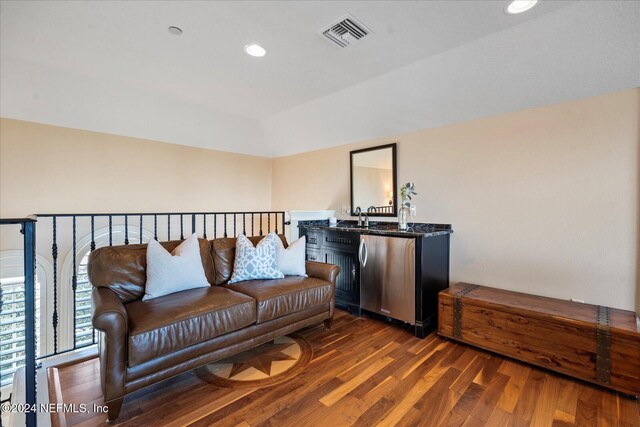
362, 239, 368, 267
358, 239, 365, 266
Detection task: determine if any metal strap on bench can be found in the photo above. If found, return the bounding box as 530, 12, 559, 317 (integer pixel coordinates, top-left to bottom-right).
453, 284, 480, 339
596, 305, 612, 384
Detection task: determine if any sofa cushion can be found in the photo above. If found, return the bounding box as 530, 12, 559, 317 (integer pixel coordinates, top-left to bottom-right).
275, 235, 307, 276
211, 234, 288, 285
228, 233, 284, 284
143, 234, 210, 301
88, 238, 215, 303
222, 276, 332, 324
126, 286, 256, 366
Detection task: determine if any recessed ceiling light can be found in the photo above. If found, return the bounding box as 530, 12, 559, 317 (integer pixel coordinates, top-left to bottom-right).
244, 44, 266, 57
168, 26, 183, 35
505, 0, 539, 15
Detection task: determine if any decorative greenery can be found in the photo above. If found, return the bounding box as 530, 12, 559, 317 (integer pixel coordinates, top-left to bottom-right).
400, 182, 417, 208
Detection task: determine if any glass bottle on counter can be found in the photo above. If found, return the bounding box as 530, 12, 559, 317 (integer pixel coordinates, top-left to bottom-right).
398, 206, 409, 230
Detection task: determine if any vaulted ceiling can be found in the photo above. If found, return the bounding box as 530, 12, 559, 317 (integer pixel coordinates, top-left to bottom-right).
1, 1, 639, 157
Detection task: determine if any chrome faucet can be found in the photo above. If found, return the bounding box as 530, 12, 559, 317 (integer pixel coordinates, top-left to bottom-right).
355, 206, 363, 226
355, 207, 370, 228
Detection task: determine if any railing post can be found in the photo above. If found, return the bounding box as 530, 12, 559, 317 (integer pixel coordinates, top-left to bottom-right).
124, 215, 129, 245
22, 220, 37, 427
72, 216, 77, 349
51, 217, 58, 354
90, 215, 96, 251
259, 213, 263, 236
223, 214, 227, 238
108, 215, 113, 246
282, 212, 286, 236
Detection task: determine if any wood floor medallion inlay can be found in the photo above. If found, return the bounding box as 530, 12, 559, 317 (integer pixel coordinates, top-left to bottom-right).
195, 333, 313, 389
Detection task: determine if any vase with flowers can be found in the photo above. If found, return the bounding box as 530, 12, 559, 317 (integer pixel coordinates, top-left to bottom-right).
398, 182, 417, 230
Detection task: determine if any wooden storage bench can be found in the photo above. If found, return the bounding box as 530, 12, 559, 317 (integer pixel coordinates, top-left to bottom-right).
438, 283, 640, 396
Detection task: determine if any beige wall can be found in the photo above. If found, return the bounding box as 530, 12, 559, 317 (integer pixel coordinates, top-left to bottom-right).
273, 89, 640, 313
1, 90, 639, 315
0, 119, 275, 353
0, 118, 272, 217
0, 117, 274, 259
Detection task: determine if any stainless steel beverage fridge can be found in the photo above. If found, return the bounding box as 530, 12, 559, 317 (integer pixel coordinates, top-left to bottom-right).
359, 235, 416, 325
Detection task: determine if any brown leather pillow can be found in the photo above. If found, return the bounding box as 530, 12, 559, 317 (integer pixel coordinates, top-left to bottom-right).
88, 238, 215, 303
211, 234, 288, 285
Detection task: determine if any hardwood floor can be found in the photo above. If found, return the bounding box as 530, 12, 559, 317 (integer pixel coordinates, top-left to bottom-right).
51, 309, 640, 426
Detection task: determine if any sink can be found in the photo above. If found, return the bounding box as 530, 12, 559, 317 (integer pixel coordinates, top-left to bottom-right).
335, 225, 368, 231
335, 222, 404, 232
370, 223, 399, 231
336, 223, 366, 229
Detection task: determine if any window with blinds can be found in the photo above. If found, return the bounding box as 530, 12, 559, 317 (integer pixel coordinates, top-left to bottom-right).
74, 254, 94, 348
0, 276, 41, 388
1, 253, 95, 389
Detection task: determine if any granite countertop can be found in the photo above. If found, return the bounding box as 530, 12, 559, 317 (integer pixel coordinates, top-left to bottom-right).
298, 220, 453, 238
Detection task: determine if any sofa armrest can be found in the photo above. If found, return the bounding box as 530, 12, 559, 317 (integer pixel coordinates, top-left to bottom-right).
305, 261, 340, 285
92, 286, 128, 338
92, 287, 128, 402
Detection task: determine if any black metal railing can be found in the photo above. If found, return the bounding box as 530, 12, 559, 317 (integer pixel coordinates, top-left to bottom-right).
0, 217, 37, 427
34, 210, 286, 358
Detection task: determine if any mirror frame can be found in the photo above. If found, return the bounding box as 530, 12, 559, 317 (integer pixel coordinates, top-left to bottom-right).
350, 143, 398, 217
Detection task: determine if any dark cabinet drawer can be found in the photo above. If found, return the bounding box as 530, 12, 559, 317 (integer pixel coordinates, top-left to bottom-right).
304, 229, 322, 248
305, 248, 321, 262
322, 230, 359, 250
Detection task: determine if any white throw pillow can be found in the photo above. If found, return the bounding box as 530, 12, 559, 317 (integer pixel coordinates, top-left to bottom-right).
228, 232, 284, 284
143, 233, 210, 301
276, 236, 307, 277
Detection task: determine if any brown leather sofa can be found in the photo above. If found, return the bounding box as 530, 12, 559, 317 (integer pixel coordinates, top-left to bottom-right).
89, 235, 339, 421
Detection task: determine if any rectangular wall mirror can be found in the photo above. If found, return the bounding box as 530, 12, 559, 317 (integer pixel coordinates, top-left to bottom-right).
350, 143, 397, 217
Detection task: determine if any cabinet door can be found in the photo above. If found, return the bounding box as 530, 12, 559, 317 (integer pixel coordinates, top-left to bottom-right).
324, 249, 359, 306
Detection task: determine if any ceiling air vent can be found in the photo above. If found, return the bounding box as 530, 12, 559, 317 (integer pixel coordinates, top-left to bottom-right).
320, 14, 372, 48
